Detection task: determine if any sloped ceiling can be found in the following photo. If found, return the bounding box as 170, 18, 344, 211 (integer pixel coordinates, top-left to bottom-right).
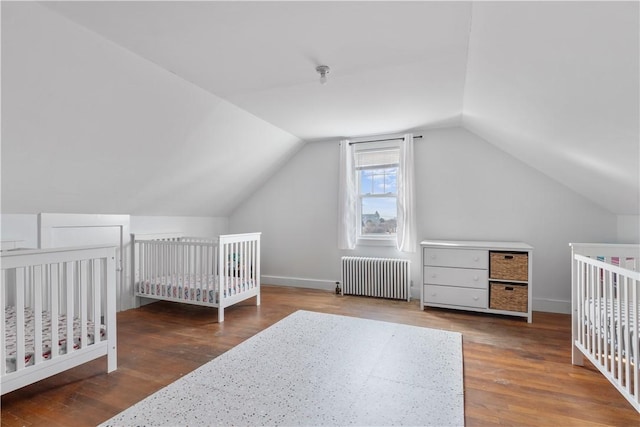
4, 1, 639, 216
464, 2, 639, 215
1, 1, 303, 217
40, 1, 473, 139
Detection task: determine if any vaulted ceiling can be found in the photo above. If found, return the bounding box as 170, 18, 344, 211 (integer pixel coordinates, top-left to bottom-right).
3, 1, 639, 215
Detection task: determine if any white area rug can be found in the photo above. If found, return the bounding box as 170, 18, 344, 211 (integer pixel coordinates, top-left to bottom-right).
101, 310, 464, 426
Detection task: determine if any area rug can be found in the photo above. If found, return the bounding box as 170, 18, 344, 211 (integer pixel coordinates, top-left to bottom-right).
101, 310, 464, 426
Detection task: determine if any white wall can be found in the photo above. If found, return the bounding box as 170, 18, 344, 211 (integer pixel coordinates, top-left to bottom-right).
130, 216, 228, 238
229, 127, 618, 313
0, 214, 38, 249
617, 215, 640, 243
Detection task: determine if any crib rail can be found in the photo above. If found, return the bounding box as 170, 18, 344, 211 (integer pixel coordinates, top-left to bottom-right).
571, 243, 640, 412
1, 245, 117, 395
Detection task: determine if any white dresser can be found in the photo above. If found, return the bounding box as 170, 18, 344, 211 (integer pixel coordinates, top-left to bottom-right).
421, 240, 533, 322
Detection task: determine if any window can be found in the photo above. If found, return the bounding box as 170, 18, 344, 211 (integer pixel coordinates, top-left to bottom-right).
355, 146, 400, 239
338, 134, 416, 252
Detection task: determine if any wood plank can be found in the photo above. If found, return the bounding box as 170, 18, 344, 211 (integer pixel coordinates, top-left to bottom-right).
2, 285, 639, 426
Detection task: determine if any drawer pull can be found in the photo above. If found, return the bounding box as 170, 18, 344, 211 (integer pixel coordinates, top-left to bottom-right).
504, 255, 514, 260
431, 274, 437, 278
473, 256, 479, 261
473, 276, 479, 281
473, 296, 479, 301
505, 286, 514, 291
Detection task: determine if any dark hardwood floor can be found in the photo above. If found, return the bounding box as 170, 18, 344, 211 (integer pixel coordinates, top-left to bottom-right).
2, 285, 638, 426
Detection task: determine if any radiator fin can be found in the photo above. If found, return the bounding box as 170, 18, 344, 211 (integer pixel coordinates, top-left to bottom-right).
341, 257, 410, 301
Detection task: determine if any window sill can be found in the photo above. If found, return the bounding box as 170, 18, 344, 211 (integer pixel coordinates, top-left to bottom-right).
357, 237, 397, 247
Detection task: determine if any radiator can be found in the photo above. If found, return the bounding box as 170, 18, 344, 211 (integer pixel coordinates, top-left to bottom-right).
341, 257, 410, 301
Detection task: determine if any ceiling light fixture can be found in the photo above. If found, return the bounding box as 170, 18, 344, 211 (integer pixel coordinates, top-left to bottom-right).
316, 65, 330, 85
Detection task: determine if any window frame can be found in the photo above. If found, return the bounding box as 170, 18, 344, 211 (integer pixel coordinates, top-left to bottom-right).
353, 141, 400, 246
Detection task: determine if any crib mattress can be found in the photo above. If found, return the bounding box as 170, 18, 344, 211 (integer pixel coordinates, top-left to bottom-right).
4, 306, 105, 373
585, 298, 639, 360
587, 297, 639, 327
137, 274, 256, 303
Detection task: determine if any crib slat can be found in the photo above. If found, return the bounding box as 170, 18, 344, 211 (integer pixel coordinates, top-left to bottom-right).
33, 265, 43, 365
219, 242, 225, 300
93, 259, 101, 346
196, 243, 201, 279
1, 272, 6, 374
616, 275, 623, 390
253, 235, 262, 305
212, 245, 218, 303
137, 243, 142, 294
594, 263, 601, 362
149, 242, 154, 294
604, 268, 612, 373
612, 270, 619, 379
145, 242, 150, 295
51, 264, 59, 359
140, 242, 146, 294
621, 276, 630, 395
231, 241, 237, 294
589, 262, 595, 360
632, 275, 639, 403
576, 259, 583, 348
242, 240, 246, 284
66, 262, 74, 356
160, 243, 165, 281
105, 248, 117, 372
80, 260, 88, 350
16, 268, 26, 371
235, 241, 240, 290
154, 242, 158, 293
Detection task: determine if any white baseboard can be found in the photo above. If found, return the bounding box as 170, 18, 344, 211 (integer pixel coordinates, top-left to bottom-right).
533, 298, 571, 314
263, 275, 421, 301
263, 275, 569, 314
261, 275, 337, 291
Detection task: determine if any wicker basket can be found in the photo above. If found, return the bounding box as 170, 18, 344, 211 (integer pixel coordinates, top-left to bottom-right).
490, 252, 528, 281
489, 282, 528, 312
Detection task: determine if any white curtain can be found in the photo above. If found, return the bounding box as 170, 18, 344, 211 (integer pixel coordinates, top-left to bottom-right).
338, 140, 357, 249
396, 134, 417, 252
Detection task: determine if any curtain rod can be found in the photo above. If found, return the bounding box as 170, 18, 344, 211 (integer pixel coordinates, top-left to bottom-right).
348, 135, 423, 145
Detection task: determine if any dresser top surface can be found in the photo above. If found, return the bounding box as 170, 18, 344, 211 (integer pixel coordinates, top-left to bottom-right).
420, 239, 533, 251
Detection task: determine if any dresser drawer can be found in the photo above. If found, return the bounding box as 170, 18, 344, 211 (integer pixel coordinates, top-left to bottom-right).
424, 266, 487, 289
424, 248, 488, 269
424, 285, 487, 309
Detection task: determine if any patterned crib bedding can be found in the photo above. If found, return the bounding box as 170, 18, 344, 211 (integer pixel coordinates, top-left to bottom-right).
137, 274, 256, 303
585, 298, 639, 360
4, 306, 106, 373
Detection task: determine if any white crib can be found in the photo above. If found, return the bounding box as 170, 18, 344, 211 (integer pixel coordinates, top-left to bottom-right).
1, 245, 118, 395
133, 232, 261, 323
570, 243, 640, 412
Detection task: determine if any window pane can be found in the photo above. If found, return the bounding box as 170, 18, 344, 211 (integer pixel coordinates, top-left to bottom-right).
361, 197, 397, 235
360, 170, 373, 194
359, 167, 397, 195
